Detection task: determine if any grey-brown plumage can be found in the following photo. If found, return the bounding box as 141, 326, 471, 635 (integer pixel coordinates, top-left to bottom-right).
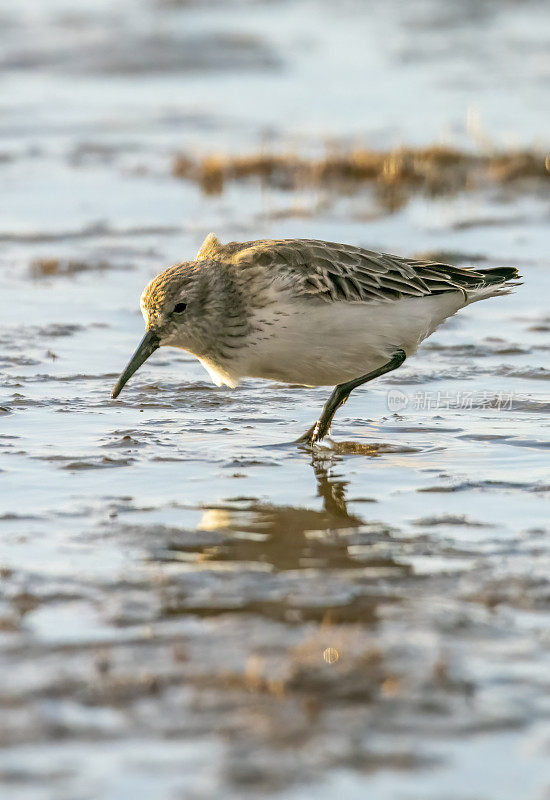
111, 234, 521, 443
195, 234, 518, 303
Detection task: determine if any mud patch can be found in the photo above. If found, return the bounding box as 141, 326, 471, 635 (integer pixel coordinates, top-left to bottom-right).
172, 145, 550, 201
30, 257, 127, 278
3, 32, 280, 75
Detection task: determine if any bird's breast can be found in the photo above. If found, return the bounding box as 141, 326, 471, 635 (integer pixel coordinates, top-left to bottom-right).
196, 293, 465, 388
235, 294, 464, 386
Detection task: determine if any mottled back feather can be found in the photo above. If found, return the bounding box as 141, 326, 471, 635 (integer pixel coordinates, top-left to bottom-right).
196, 234, 519, 304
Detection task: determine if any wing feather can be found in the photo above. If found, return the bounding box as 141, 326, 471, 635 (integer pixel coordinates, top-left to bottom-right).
195, 234, 504, 304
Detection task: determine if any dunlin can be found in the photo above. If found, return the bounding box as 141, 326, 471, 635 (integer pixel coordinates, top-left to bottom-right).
112, 235, 520, 443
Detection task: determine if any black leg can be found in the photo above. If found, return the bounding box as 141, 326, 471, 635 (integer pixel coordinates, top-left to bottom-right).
297, 349, 406, 445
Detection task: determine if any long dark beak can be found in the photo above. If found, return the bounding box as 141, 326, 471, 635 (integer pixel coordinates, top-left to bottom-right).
111, 330, 160, 398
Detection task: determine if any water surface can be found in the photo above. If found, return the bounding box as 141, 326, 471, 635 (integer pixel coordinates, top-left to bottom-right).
1, 1, 550, 798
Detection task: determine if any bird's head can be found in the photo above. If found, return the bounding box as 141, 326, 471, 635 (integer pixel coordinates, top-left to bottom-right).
111, 260, 221, 398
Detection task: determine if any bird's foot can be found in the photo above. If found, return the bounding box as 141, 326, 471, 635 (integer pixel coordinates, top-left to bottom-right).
296, 423, 317, 445
296, 421, 329, 446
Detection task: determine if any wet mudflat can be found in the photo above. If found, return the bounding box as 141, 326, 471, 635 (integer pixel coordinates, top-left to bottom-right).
1, 1, 550, 798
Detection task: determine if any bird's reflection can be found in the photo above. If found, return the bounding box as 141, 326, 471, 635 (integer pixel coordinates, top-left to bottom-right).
149, 455, 410, 623
155, 456, 403, 576
192, 457, 363, 572
313, 456, 358, 519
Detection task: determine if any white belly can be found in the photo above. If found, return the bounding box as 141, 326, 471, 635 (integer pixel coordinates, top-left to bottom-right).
202, 294, 465, 388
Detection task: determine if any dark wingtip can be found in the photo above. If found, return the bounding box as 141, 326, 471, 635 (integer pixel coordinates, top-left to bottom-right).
478, 265, 522, 284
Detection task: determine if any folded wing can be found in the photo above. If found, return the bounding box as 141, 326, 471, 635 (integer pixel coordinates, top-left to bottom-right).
196, 234, 520, 304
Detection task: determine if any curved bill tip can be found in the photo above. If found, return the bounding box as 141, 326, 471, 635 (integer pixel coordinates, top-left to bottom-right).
111, 330, 160, 399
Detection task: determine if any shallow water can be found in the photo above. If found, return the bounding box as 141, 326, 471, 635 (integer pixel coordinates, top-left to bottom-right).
1, 1, 550, 798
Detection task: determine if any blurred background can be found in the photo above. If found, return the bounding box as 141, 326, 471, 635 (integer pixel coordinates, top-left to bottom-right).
1, 1, 550, 799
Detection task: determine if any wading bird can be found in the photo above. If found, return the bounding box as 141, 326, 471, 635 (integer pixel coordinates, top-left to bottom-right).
112, 235, 519, 444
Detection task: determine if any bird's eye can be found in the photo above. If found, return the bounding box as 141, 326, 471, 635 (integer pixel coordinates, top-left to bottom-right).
173, 302, 187, 314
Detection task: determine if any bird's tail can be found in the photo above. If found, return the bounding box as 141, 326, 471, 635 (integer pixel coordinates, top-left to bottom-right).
476, 265, 522, 285
465, 265, 522, 304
